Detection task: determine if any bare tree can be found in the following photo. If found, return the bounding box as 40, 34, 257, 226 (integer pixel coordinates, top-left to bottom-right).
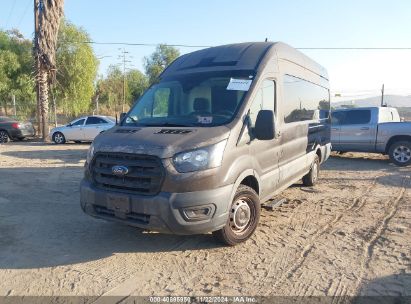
34, 0, 64, 140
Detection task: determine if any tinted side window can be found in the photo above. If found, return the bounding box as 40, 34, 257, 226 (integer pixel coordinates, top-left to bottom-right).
86, 117, 107, 125
249, 80, 275, 127
283, 75, 329, 123
72, 119, 85, 126
342, 110, 371, 125
331, 111, 346, 125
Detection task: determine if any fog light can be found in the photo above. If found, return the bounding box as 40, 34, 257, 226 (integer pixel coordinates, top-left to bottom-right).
182, 205, 215, 221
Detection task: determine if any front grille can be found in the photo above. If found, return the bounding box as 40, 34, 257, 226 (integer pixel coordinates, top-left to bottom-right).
94, 205, 150, 224
91, 152, 164, 195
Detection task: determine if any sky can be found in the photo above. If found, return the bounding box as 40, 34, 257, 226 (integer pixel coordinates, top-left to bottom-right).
1, 0, 411, 100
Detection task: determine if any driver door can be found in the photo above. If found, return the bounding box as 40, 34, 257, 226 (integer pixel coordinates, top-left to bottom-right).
248, 79, 280, 199
83, 117, 109, 141
64, 118, 85, 140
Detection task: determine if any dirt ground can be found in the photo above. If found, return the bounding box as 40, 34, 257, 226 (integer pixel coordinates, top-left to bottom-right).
0, 141, 410, 298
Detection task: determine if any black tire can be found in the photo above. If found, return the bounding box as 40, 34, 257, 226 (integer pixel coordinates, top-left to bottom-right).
302, 154, 320, 186
388, 141, 411, 167
52, 132, 66, 144
0, 130, 9, 143
213, 185, 260, 246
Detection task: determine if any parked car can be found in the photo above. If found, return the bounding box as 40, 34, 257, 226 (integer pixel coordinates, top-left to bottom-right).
80, 42, 331, 245
0, 116, 36, 143
331, 107, 411, 166
49, 115, 115, 144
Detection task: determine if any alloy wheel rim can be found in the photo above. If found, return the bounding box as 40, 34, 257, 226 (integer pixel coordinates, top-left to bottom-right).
55, 134, 63, 143
393, 146, 411, 163
0, 131, 7, 143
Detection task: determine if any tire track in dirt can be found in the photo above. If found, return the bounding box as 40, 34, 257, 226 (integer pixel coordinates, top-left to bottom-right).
257, 176, 382, 294
90, 236, 199, 301
354, 176, 410, 295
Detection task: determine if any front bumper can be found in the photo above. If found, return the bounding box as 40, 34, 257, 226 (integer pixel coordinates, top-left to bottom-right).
80, 179, 233, 235
320, 143, 332, 164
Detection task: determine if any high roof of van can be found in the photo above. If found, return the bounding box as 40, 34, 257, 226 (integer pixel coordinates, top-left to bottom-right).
161, 42, 328, 80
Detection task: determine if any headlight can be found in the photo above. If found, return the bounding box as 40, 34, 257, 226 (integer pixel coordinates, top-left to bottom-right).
86, 143, 95, 164
172, 140, 227, 173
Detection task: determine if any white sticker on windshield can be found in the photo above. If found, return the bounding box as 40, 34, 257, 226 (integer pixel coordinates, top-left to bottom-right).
226, 78, 252, 91
198, 116, 213, 124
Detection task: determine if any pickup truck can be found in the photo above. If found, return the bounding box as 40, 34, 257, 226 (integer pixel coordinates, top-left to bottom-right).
331, 107, 411, 166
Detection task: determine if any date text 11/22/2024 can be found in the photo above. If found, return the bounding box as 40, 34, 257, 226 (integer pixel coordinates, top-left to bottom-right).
149, 296, 258, 303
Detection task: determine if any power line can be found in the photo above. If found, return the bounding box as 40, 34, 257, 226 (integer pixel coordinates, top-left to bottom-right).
61, 40, 212, 48
59, 40, 411, 50
16, 0, 32, 29
5, 0, 17, 29
298, 47, 411, 50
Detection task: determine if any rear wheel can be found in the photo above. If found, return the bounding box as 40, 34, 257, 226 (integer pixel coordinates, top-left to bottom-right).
52, 132, 66, 144
389, 141, 411, 167
0, 130, 9, 143
213, 185, 260, 246
302, 154, 320, 186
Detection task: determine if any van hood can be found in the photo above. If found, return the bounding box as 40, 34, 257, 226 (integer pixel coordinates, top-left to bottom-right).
93, 125, 231, 159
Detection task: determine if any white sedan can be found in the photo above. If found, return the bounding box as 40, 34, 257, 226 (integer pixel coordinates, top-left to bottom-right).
49, 115, 116, 144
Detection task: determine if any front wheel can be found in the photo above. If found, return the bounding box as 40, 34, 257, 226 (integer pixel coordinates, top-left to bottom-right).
389, 141, 411, 167
302, 154, 320, 186
52, 132, 66, 144
213, 185, 260, 246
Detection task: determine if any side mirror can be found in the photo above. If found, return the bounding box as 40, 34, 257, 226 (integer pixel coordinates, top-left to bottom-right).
120, 112, 126, 122
254, 110, 275, 140
67, 123, 72, 127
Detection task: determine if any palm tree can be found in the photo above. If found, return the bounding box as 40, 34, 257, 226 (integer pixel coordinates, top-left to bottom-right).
34, 0, 64, 139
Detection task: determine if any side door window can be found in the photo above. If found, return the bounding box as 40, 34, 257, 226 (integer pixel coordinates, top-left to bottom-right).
331, 112, 345, 125
86, 117, 107, 125
249, 79, 275, 128
341, 110, 371, 125
71, 119, 85, 127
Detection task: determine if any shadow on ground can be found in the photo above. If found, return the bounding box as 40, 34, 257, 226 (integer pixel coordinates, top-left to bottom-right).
0, 166, 223, 270
358, 273, 411, 298
323, 154, 396, 172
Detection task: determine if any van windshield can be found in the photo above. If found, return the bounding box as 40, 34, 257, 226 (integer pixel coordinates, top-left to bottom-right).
122, 71, 254, 127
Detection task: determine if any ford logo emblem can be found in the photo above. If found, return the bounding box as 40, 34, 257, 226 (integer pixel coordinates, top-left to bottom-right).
112, 165, 129, 176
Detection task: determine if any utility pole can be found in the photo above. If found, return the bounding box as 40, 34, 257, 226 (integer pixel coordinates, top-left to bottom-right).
118, 48, 131, 113
381, 84, 385, 107
53, 95, 57, 127
12, 95, 16, 117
